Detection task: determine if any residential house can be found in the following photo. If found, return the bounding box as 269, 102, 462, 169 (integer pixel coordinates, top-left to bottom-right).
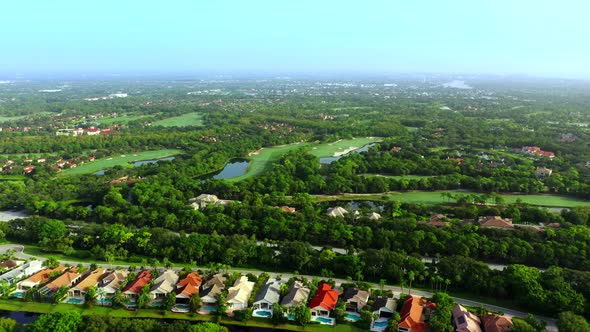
367, 212, 382, 220
252, 279, 283, 313
309, 283, 339, 317
280, 281, 310, 308
176, 272, 203, 301
341, 288, 370, 312
226, 276, 255, 311
200, 273, 226, 306
535, 167, 553, 179
150, 269, 179, 299
39, 268, 82, 296
276, 206, 297, 213
372, 295, 396, 319
68, 268, 107, 299
482, 314, 513, 332
0, 259, 23, 270
452, 304, 482, 332
16, 266, 67, 291
478, 216, 514, 229
326, 207, 348, 218
189, 194, 219, 209
418, 214, 450, 227
122, 270, 152, 300
98, 269, 128, 299
398, 296, 435, 332
1, 260, 43, 285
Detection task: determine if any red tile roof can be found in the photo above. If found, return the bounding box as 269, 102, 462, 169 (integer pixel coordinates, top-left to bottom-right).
176, 272, 203, 298
398, 296, 430, 332
123, 270, 152, 295
309, 283, 339, 312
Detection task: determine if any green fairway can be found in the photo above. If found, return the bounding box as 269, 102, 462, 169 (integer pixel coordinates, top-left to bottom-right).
0, 115, 28, 122
226, 137, 382, 182
62, 149, 182, 175
152, 112, 203, 127
359, 174, 434, 179
317, 190, 590, 208
97, 114, 152, 125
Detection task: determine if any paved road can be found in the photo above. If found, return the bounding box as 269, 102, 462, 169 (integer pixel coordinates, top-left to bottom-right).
0, 244, 557, 331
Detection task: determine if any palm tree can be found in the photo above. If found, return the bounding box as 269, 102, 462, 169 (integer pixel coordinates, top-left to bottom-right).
408, 271, 415, 295
444, 279, 451, 292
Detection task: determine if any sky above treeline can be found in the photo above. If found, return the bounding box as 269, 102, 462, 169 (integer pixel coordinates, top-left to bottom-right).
1, 0, 588, 78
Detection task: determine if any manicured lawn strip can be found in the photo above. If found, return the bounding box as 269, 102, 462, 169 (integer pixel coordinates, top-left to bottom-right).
96, 114, 153, 125
62, 149, 182, 175
359, 174, 434, 179
315, 190, 590, 208
0, 299, 362, 331
227, 138, 382, 182
0, 175, 27, 181
152, 113, 203, 127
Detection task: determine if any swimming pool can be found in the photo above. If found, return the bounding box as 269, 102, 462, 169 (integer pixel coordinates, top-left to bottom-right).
253, 310, 272, 318
97, 298, 112, 305
203, 305, 217, 312
373, 320, 389, 328
150, 301, 162, 307
175, 304, 190, 310
313, 316, 334, 325
66, 298, 84, 304
11, 291, 25, 298
345, 313, 361, 321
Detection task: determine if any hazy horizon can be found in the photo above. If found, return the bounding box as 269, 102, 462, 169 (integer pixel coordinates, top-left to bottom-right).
2, 1, 589, 79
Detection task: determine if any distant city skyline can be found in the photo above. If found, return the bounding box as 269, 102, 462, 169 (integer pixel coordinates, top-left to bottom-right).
1, 1, 589, 79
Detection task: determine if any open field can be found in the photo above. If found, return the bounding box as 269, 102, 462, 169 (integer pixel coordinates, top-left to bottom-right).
226, 137, 382, 182
62, 149, 182, 175
0, 115, 28, 123
316, 190, 590, 208
152, 112, 203, 127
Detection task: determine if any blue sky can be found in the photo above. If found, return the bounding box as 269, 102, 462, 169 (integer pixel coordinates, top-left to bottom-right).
1, 0, 588, 78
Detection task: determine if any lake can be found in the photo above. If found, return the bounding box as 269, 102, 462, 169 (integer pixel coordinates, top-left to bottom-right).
320, 143, 376, 164
0, 210, 28, 222
210, 159, 250, 179
93, 156, 177, 175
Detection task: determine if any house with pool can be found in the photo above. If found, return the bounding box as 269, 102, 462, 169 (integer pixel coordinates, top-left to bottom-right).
15, 265, 66, 293
97, 269, 128, 305
150, 269, 179, 302
67, 268, 107, 302
38, 267, 82, 297
176, 272, 203, 302
309, 283, 339, 325
342, 287, 370, 313
122, 270, 152, 305
371, 295, 396, 331
252, 279, 284, 318
0, 260, 43, 285
226, 276, 255, 312
280, 281, 310, 309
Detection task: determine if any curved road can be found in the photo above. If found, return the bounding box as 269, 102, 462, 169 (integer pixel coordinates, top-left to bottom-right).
0, 244, 557, 331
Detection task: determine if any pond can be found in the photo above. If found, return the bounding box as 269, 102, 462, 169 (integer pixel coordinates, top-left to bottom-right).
0, 310, 40, 324
0, 210, 28, 222
320, 143, 376, 164
208, 159, 250, 180
132, 156, 175, 166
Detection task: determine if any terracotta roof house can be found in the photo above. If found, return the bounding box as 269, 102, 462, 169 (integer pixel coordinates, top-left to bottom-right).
341, 288, 370, 312
483, 313, 513, 332
39, 267, 82, 296
398, 296, 432, 332
123, 270, 152, 300
280, 281, 310, 308
176, 272, 203, 300
309, 283, 339, 317
372, 295, 396, 319
68, 268, 107, 298
252, 279, 284, 314
150, 269, 179, 299
326, 207, 349, 218
98, 270, 129, 298
453, 304, 482, 332
478, 216, 514, 229
0, 260, 43, 284
203, 273, 226, 289
16, 265, 67, 291
226, 276, 255, 311
200, 283, 223, 305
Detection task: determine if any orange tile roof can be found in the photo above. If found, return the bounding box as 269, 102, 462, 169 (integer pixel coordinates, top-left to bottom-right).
479, 216, 514, 229
483, 314, 513, 332
123, 270, 152, 295
45, 268, 80, 292
26, 266, 68, 284
176, 272, 203, 298
72, 268, 106, 292
309, 283, 339, 311
398, 296, 429, 332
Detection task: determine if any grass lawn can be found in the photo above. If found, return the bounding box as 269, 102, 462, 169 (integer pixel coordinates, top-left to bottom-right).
152, 113, 203, 127
316, 190, 590, 208
0, 175, 27, 181
0, 115, 28, 123
0, 299, 363, 331
62, 149, 182, 175
226, 138, 382, 182
97, 114, 152, 125
359, 174, 434, 179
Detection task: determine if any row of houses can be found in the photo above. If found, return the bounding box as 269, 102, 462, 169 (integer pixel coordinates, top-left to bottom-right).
0, 260, 512, 331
